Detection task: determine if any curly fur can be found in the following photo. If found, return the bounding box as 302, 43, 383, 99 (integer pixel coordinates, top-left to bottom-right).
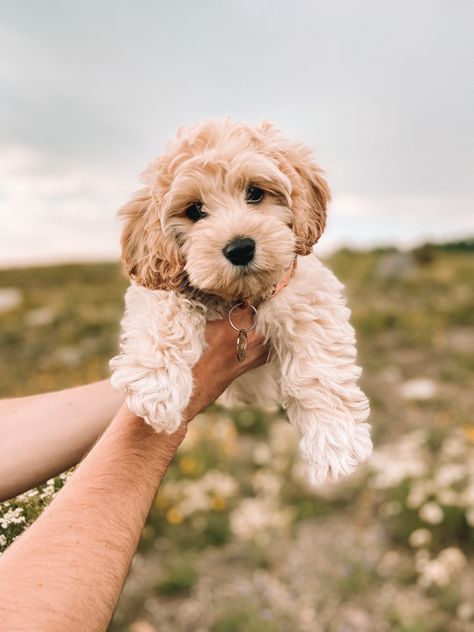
110, 119, 371, 484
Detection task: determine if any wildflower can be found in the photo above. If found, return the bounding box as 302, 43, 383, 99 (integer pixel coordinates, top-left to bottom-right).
417, 547, 466, 588
166, 508, 183, 525
252, 469, 281, 497
434, 463, 466, 487
230, 497, 294, 544
253, 442, 271, 465
441, 434, 467, 458
418, 557, 450, 588
369, 431, 428, 489
419, 501, 444, 525
210, 495, 226, 511
406, 481, 432, 509
409, 528, 432, 548
0, 534, 7, 547
270, 419, 297, 454
457, 602, 473, 622
0, 507, 26, 528
436, 488, 461, 506
162, 470, 238, 519
179, 456, 198, 475
464, 426, 474, 444
438, 547, 467, 571
465, 507, 474, 527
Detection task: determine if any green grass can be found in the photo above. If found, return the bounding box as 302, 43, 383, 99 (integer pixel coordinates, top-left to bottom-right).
1, 244, 473, 631
154, 559, 198, 596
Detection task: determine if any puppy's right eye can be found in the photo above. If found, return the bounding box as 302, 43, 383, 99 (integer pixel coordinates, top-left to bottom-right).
185, 202, 207, 222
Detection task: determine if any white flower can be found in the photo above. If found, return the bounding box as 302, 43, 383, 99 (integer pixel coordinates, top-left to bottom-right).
0, 534, 7, 547
438, 547, 467, 572
436, 488, 461, 506
230, 497, 294, 544
270, 420, 297, 454
409, 528, 432, 548
165, 470, 238, 518
417, 547, 467, 588
418, 558, 450, 588
406, 481, 433, 509
465, 507, 474, 527
457, 602, 473, 622
369, 431, 428, 489
252, 469, 281, 497
441, 435, 466, 459
0, 507, 25, 528
435, 463, 466, 488
419, 502, 444, 525
461, 482, 474, 506
253, 443, 271, 465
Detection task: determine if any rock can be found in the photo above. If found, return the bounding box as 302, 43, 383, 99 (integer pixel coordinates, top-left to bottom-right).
399, 378, 437, 400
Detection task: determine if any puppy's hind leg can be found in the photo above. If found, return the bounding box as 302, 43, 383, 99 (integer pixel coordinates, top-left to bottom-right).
110, 285, 207, 434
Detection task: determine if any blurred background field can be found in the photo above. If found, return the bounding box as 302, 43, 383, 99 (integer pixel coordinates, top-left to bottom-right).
1, 243, 473, 632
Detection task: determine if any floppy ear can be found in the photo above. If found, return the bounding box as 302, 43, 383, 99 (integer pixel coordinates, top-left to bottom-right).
119, 185, 185, 290
259, 122, 331, 256
289, 150, 331, 255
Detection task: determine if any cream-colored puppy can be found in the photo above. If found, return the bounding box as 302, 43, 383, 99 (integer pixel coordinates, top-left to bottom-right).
110, 119, 371, 483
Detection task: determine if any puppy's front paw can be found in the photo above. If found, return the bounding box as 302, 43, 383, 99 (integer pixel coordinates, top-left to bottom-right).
295, 413, 372, 484
110, 360, 186, 433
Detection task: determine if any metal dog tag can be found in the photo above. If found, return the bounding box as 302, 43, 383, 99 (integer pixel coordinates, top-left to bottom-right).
228, 303, 257, 363
236, 329, 248, 362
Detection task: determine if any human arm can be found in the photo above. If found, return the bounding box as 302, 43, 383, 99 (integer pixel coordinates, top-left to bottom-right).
0, 379, 125, 502
0, 316, 267, 632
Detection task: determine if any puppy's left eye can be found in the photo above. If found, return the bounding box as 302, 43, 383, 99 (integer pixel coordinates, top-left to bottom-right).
245, 186, 264, 204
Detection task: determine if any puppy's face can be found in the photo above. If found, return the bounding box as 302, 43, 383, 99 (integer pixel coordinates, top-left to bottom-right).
120, 120, 330, 301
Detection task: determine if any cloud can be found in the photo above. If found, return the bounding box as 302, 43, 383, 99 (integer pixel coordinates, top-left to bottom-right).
0, 1, 473, 265
0, 144, 130, 265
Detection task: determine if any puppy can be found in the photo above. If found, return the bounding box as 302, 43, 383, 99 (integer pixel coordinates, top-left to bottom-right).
110, 119, 371, 483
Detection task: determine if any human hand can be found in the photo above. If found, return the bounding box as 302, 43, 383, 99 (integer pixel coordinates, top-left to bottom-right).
187, 309, 269, 420
161, 309, 269, 448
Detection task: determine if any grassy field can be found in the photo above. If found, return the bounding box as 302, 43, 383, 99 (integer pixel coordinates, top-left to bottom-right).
1, 245, 473, 631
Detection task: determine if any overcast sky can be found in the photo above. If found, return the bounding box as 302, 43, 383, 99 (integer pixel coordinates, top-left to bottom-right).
1, 0, 473, 266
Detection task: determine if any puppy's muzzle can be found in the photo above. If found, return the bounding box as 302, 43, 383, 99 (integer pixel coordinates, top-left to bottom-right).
223, 237, 255, 266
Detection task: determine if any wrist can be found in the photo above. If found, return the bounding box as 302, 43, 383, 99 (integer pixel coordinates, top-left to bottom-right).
114, 405, 185, 474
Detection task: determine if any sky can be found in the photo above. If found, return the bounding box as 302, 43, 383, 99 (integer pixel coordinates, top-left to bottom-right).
0, 0, 473, 266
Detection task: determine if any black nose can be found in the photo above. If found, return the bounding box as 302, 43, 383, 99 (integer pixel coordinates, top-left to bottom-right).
223, 237, 255, 266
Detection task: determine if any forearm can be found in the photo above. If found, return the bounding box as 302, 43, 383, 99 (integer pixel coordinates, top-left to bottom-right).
0, 380, 125, 501
0, 403, 181, 632
0, 315, 268, 631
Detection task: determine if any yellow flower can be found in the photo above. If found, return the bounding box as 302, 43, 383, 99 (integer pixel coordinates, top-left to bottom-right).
211, 495, 226, 511
142, 525, 155, 540
463, 426, 474, 444
155, 494, 169, 509
166, 508, 183, 524
179, 456, 198, 475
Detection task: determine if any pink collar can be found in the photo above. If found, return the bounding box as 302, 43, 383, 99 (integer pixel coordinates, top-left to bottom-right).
269, 256, 297, 299
242, 256, 297, 307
